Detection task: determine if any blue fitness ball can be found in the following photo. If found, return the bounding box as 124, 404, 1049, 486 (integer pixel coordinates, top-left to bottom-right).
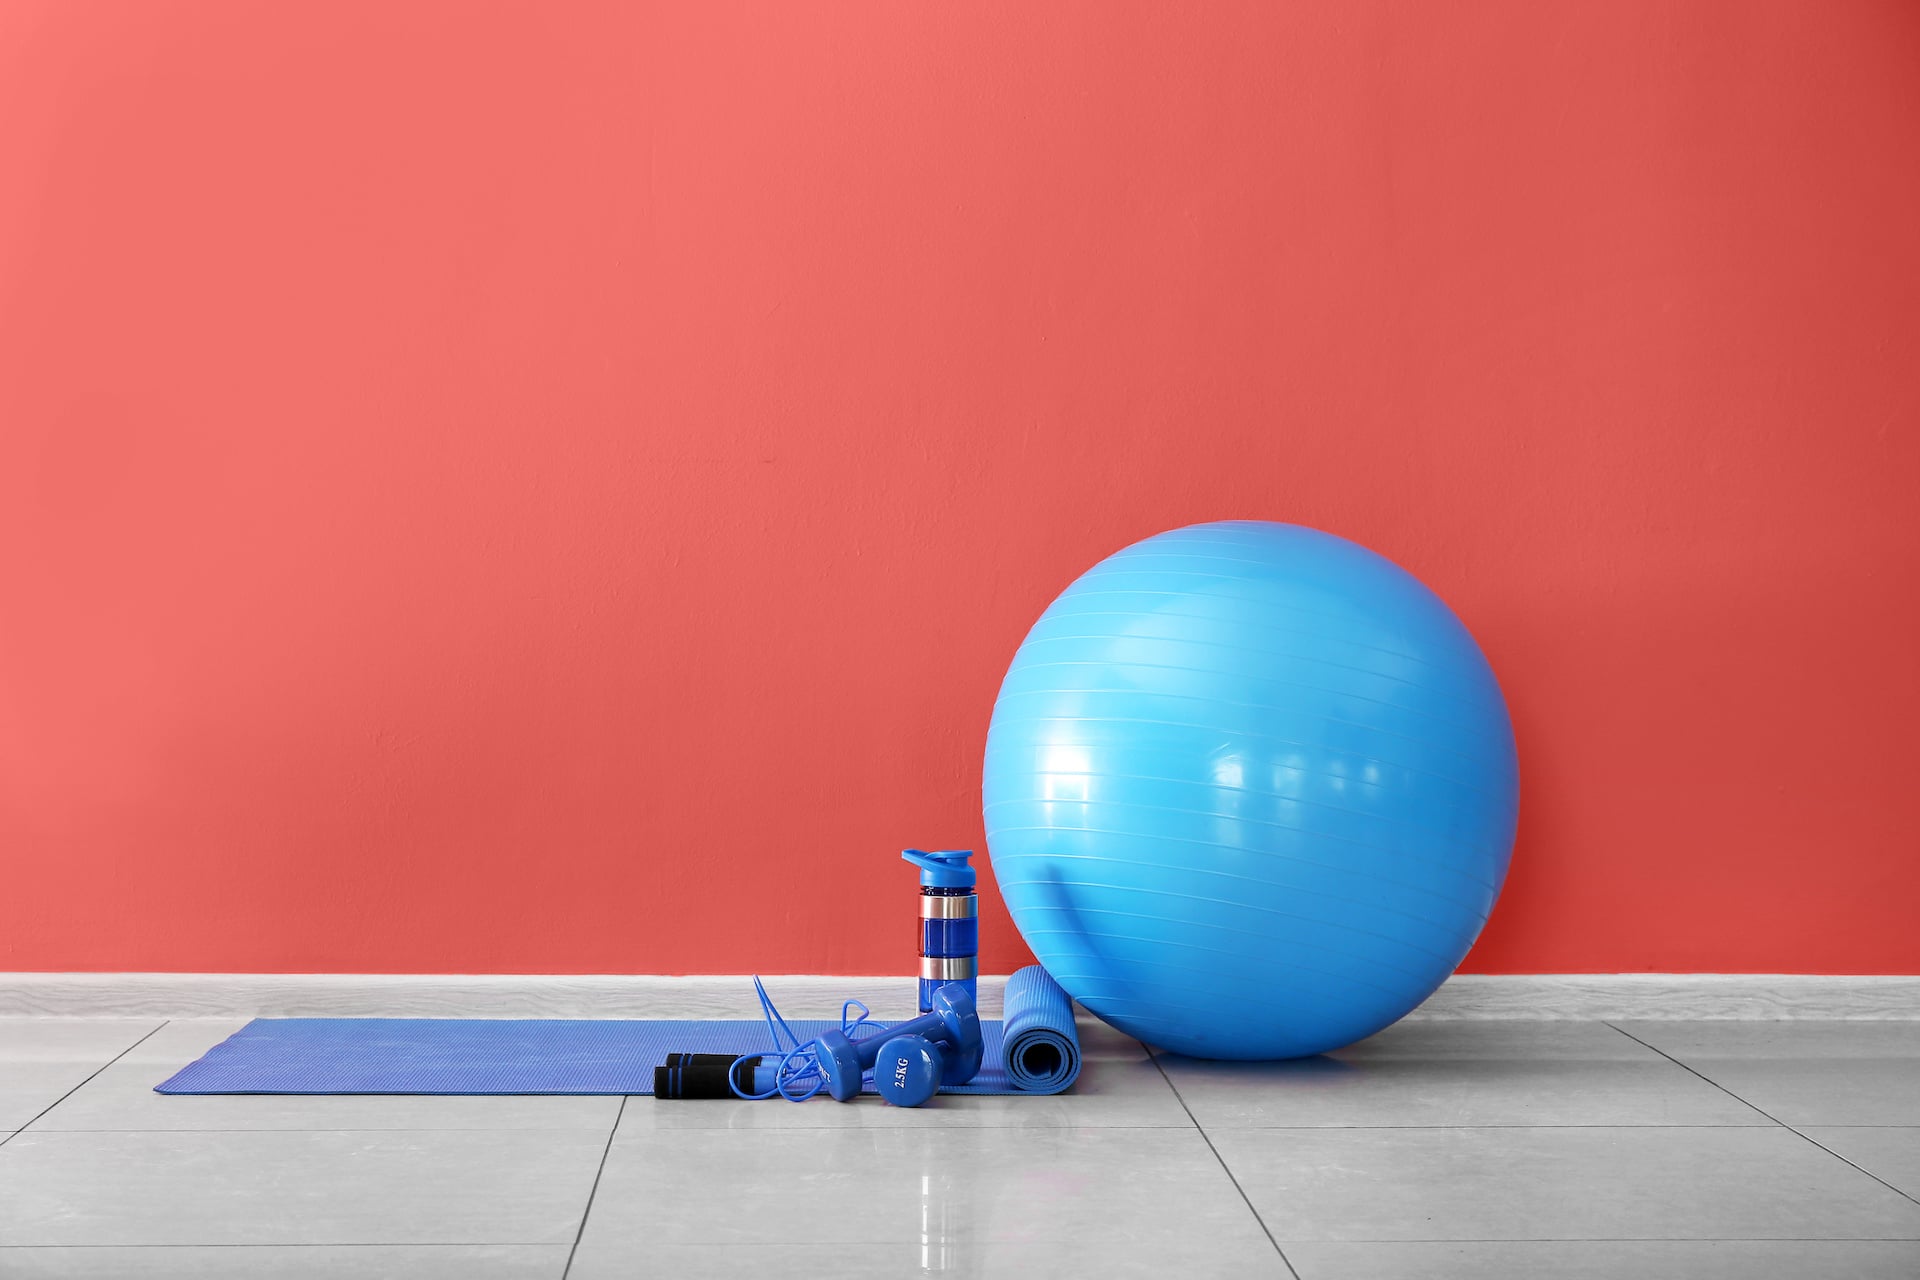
983, 520, 1519, 1059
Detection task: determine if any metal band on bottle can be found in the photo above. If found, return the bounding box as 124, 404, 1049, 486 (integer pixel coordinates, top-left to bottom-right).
919, 955, 978, 981
919, 895, 978, 919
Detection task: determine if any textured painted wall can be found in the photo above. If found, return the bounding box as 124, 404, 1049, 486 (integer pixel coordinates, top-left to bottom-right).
3, 2, 1916, 975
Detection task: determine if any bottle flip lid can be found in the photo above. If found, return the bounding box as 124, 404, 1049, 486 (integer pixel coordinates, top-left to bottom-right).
902, 848, 975, 888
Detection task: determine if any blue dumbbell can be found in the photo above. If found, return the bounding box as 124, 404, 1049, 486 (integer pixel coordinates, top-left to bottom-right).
872, 1035, 947, 1108
814, 983, 983, 1101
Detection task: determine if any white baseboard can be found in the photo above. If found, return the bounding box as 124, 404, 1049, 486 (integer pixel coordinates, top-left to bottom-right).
0, 972, 1915, 1020
1414, 974, 1919, 1020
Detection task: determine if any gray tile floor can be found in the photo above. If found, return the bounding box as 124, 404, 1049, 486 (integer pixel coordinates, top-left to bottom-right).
1, 1015, 1917, 1278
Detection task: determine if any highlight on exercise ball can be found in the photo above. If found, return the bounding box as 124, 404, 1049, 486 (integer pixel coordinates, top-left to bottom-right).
982, 520, 1519, 1059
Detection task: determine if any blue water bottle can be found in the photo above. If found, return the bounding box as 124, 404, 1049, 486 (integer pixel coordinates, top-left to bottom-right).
904, 849, 977, 1014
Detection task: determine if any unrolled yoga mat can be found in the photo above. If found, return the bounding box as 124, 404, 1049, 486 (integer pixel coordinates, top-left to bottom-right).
156, 965, 1081, 1097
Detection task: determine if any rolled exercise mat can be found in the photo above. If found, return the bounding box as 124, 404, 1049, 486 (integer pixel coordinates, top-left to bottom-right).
1000, 965, 1081, 1092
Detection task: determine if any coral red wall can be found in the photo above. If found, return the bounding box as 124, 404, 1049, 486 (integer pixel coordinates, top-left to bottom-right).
3, 2, 1916, 976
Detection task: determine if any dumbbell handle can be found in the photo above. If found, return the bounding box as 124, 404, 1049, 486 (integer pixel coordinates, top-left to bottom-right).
848, 1008, 950, 1070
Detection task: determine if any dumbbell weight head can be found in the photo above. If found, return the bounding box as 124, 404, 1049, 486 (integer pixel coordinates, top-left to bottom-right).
873, 1034, 947, 1108
924, 983, 983, 1085
813, 1028, 876, 1102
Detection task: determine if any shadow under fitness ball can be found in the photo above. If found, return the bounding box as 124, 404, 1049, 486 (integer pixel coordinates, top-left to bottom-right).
982, 520, 1520, 1059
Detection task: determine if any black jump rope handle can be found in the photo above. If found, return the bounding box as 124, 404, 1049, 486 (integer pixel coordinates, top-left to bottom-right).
653, 1052, 769, 1100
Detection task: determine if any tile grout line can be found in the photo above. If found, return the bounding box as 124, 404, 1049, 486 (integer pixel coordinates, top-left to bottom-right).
1147, 1047, 1302, 1280
0, 1242, 581, 1250
16, 1237, 1920, 1248
561, 1094, 626, 1278
0, 1121, 1829, 1133
0, 1020, 171, 1149
1604, 1022, 1920, 1209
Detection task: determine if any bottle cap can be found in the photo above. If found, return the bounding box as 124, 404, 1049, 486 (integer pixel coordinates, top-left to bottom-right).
901, 848, 975, 889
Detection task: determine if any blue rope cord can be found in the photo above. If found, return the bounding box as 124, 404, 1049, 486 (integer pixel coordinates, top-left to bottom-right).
728, 978, 893, 1101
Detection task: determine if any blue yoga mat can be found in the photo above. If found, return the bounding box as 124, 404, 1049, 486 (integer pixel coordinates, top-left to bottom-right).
1001, 965, 1081, 1091
156, 966, 1082, 1098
